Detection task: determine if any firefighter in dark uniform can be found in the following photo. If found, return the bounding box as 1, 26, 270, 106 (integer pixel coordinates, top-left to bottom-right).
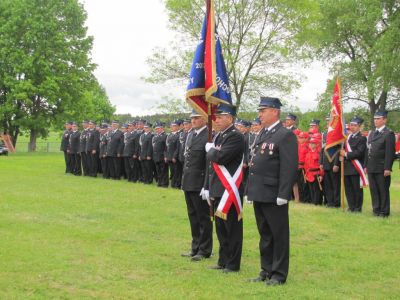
139, 122, 154, 184
237, 120, 251, 198
320, 117, 341, 207
166, 120, 180, 188
365, 110, 396, 217
178, 119, 192, 183
285, 113, 297, 131
68, 122, 81, 176
136, 119, 146, 182
123, 122, 136, 182
247, 97, 298, 286
106, 120, 124, 180
339, 116, 367, 212
86, 121, 100, 177
79, 120, 90, 176
99, 124, 109, 179
181, 111, 212, 261
60, 121, 72, 174
152, 122, 169, 187
130, 121, 142, 182
204, 104, 244, 273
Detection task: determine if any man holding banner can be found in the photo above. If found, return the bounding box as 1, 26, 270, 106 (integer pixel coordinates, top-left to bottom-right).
205, 104, 245, 273
339, 116, 367, 212
185, 0, 244, 272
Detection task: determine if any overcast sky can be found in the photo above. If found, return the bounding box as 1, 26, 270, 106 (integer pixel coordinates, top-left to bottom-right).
82, 0, 330, 116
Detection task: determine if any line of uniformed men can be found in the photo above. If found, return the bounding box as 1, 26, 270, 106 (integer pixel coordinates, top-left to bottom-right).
61, 119, 194, 188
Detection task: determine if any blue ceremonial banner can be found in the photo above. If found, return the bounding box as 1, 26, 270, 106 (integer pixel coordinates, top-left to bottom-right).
186, 0, 232, 119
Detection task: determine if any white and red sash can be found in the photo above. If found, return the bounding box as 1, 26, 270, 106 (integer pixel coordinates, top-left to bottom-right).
212, 158, 244, 221
345, 135, 368, 187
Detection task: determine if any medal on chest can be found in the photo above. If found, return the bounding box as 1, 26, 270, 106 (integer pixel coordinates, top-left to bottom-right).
269, 143, 274, 155
261, 142, 266, 154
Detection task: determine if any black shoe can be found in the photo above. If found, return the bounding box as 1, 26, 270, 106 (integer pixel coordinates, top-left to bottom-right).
266, 278, 285, 286
208, 265, 224, 270
222, 268, 239, 273
181, 252, 195, 258
191, 254, 209, 261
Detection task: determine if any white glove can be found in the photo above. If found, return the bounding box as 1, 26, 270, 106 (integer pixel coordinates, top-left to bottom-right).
277, 197, 288, 206
205, 142, 215, 153
200, 188, 211, 206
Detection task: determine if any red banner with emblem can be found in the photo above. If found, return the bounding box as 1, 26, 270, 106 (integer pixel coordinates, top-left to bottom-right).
324, 78, 347, 162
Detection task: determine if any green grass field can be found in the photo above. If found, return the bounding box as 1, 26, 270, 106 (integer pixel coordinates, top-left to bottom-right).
0, 153, 399, 299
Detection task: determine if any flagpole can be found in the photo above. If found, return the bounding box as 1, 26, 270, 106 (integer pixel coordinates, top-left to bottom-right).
208, 102, 214, 221
337, 76, 346, 211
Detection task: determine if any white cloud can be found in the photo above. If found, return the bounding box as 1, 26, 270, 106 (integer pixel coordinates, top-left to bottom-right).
83, 0, 330, 115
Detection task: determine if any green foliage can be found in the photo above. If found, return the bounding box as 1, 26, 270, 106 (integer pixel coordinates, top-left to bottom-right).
0, 153, 399, 298
297, 0, 400, 121
145, 0, 310, 111
0, 0, 114, 148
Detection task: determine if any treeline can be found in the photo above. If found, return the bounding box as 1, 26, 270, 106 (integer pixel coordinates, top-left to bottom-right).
0, 0, 115, 151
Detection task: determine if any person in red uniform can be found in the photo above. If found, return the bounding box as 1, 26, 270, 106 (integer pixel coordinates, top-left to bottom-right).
304, 138, 324, 205
396, 133, 400, 159
297, 132, 310, 203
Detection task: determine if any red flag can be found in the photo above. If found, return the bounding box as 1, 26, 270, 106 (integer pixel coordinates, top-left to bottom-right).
324, 78, 347, 162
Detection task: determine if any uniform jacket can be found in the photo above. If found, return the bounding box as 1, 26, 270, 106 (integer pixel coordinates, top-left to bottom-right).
166, 131, 179, 161
343, 132, 367, 176
86, 129, 100, 152
178, 129, 190, 163
99, 133, 108, 157
152, 132, 167, 163
243, 132, 251, 165
139, 132, 153, 160
106, 129, 124, 157
205, 125, 245, 198
298, 142, 309, 169
247, 123, 298, 203
122, 131, 136, 157
60, 129, 71, 151
69, 131, 81, 154
304, 148, 323, 182
320, 132, 340, 170
79, 129, 89, 153
365, 127, 396, 173
181, 128, 208, 192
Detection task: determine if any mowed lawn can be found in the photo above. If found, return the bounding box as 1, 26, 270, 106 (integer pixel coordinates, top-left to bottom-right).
0, 153, 399, 299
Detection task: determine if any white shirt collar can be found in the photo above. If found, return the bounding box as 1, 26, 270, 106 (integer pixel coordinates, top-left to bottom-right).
221, 124, 234, 135
266, 120, 280, 132
195, 126, 207, 135
377, 125, 386, 132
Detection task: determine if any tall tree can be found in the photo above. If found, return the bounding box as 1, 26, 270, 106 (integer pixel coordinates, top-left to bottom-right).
0, 0, 112, 150
144, 0, 312, 111
297, 0, 400, 127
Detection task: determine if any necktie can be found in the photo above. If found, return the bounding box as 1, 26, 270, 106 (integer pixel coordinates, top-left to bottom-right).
374, 130, 379, 137
193, 131, 197, 138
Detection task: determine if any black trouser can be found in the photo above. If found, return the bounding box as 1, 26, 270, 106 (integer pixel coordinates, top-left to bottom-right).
87, 152, 98, 177
297, 169, 310, 203
368, 172, 391, 216
253, 201, 289, 283
71, 153, 82, 176
131, 158, 141, 182
140, 159, 153, 184
81, 152, 89, 176
213, 197, 243, 271
63, 151, 72, 173
308, 178, 322, 205
344, 175, 363, 212
168, 161, 175, 186
173, 160, 183, 188
323, 170, 341, 207
124, 157, 133, 181
184, 191, 213, 256
155, 161, 169, 187
101, 157, 109, 178
108, 156, 122, 179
